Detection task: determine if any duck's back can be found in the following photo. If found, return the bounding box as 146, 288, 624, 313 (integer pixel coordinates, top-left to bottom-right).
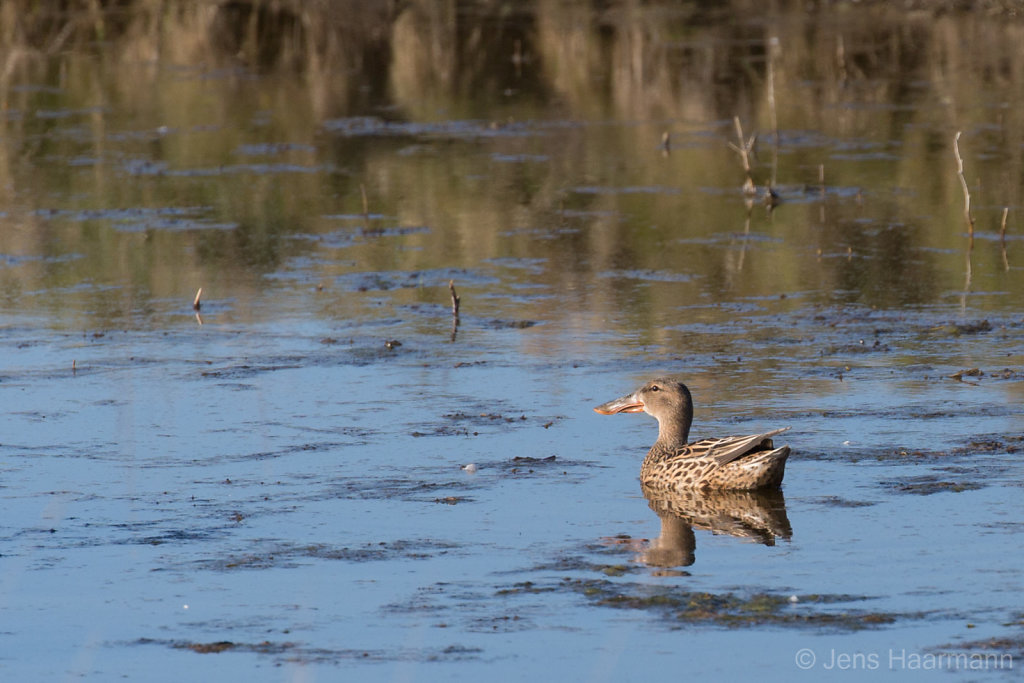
641, 429, 790, 491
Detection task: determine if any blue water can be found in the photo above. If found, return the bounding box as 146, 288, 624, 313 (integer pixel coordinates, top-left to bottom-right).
2, 299, 1021, 680
2, 3, 1024, 679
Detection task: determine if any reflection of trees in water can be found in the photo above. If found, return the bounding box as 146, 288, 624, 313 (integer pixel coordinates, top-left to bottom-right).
5, 2, 1024, 121
0, 1, 1020, 323
829, 218, 936, 306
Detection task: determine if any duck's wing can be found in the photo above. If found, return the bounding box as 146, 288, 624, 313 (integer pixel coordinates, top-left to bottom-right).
683, 427, 791, 467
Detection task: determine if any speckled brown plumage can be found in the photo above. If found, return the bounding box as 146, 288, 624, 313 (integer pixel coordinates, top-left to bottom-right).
594, 378, 791, 491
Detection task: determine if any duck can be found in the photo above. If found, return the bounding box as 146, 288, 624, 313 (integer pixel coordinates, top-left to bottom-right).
594, 378, 790, 490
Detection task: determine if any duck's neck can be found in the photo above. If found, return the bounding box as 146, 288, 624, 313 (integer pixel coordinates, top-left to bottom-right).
654, 396, 693, 450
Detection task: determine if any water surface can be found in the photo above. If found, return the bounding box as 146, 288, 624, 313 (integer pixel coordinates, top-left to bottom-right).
1, 2, 1022, 680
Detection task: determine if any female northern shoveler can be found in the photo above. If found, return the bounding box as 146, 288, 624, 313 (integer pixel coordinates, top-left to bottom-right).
594, 378, 790, 490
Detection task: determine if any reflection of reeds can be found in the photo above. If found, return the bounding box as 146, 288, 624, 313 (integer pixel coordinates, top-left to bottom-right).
360, 183, 370, 227
0, 1, 1022, 325
1000, 207, 1010, 271
766, 35, 780, 190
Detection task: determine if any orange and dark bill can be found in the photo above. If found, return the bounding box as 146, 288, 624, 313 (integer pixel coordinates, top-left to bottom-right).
593, 392, 645, 415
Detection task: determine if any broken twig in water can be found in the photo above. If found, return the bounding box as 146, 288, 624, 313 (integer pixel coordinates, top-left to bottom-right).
953, 132, 975, 240
449, 280, 460, 318
360, 183, 370, 226
193, 288, 204, 326
727, 116, 757, 196
449, 280, 461, 342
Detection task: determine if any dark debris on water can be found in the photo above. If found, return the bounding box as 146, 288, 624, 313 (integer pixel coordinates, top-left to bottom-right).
949, 367, 1021, 381
134, 637, 482, 664
192, 538, 460, 571
880, 476, 986, 495
498, 578, 910, 631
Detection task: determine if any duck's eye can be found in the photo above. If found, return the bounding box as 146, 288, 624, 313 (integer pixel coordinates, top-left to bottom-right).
650, 385, 660, 391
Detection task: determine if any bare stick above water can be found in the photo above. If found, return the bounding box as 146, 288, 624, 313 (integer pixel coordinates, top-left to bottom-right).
193, 288, 204, 326
953, 131, 975, 239
728, 116, 757, 196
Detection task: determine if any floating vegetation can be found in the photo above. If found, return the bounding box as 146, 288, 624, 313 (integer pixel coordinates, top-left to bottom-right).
949, 367, 1021, 381
806, 496, 877, 508
881, 477, 986, 495
485, 319, 539, 329
499, 578, 911, 631
951, 436, 1023, 455
928, 637, 1021, 669
192, 539, 461, 571
410, 410, 546, 437
134, 638, 482, 663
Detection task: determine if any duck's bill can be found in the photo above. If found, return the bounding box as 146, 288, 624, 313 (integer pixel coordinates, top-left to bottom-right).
593, 393, 644, 415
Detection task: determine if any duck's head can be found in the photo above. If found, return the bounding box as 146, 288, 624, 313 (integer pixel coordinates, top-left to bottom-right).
594, 378, 694, 446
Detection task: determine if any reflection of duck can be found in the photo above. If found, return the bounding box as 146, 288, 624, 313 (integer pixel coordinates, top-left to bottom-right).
639, 485, 792, 568
594, 379, 791, 490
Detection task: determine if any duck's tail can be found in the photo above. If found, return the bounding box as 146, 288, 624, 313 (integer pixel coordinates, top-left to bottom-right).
708, 427, 791, 467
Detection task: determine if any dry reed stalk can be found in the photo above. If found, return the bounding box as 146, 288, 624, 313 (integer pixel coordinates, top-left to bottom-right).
728, 116, 757, 196
953, 132, 975, 239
